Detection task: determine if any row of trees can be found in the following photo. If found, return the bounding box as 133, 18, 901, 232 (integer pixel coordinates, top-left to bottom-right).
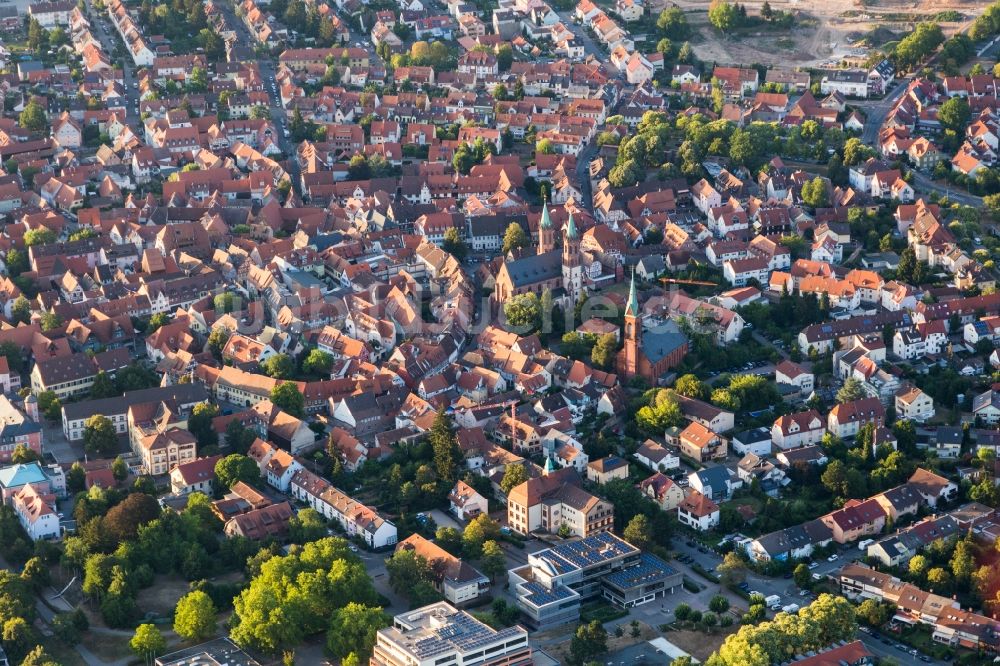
229, 537, 384, 662
706, 594, 857, 666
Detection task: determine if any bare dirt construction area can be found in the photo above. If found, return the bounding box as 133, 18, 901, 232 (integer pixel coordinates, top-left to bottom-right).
660, 626, 732, 662
671, 0, 983, 68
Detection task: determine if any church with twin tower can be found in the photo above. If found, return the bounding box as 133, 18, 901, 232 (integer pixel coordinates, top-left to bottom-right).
492, 203, 585, 307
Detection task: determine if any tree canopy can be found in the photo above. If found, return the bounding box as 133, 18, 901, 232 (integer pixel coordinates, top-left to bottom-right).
231, 538, 377, 652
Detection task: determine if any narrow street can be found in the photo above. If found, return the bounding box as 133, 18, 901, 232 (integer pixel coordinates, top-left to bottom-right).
909, 170, 983, 207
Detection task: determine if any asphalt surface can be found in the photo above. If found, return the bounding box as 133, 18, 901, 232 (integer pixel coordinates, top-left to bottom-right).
859, 77, 910, 145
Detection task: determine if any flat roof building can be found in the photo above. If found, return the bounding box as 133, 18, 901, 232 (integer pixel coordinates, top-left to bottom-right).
371, 601, 531, 666
509, 532, 681, 630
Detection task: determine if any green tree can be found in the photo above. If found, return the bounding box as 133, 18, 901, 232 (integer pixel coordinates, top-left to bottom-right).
708, 0, 739, 33
570, 621, 608, 665
462, 514, 500, 559
479, 540, 507, 583
37, 391, 61, 422
590, 333, 617, 370
635, 389, 682, 435
675, 374, 709, 400
622, 514, 652, 550
716, 551, 747, 586
174, 590, 216, 641
656, 6, 691, 40
801, 177, 829, 208
909, 554, 929, 579
9, 297, 30, 325
226, 419, 257, 455
207, 327, 230, 361
261, 353, 294, 379
23, 229, 55, 247
856, 599, 888, 628
90, 370, 117, 399
270, 381, 305, 418
111, 457, 128, 482
429, 409, 459, 485
83, 415, 117, 455
503, 293, 541, 332
215, 454, 261, 491
709, 594, 730, 614
926, 567, 950, 592
386, 549, 438, 606
231, 538, 376, 652
938, 96, 971, 134
288, 507, 327, 544
499, 464, 528, 494
501, 222, 530, 255
66, 462, 86, 495
18, 101, 46, 134
836, 377, 865, 403
793, 563, 810, 588
131, 624, 166, 665
10, 445, 39, 465
326, 603, 389, 663
187, 402, 219, 448
302, 349, 334, 377
5, 249, 27, 278
441, 227, 468, 261
39, 312, 61, 331
213, 293, 236, 314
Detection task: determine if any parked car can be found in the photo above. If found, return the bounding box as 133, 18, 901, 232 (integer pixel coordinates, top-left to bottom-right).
827, 554, 838, 562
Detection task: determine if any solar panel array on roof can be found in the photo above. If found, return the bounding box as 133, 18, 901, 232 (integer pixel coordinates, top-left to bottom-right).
522, 580, 577, 606
540, 532, 638, 573
603, 553, 677, 590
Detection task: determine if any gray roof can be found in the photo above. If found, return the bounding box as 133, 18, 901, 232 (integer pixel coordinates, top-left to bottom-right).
61, 383, 209, 421
695, 466, 732, 494
643, 321, 687, 364
501, 249, 561, 288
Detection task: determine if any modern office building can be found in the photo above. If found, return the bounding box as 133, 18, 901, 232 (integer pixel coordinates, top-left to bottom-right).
508, 532, 681, 630
370, 601, 532, 666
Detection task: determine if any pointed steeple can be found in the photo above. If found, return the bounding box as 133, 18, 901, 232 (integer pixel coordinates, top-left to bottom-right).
626, 268, 638, 317
565, 212, 578, 240
543, 456, 556, 475
540, 202, 552, 229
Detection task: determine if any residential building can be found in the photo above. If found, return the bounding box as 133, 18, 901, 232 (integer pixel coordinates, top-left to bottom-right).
771, 409, 825, 450
396, 534, 490, 606
677, 490, 719, 531
827, 397, 885, 439
821, 498, 887, 544
169, 455, 222, 495
639, 472, 685, 511
678, 422, 726, 462
11, 483, 59, 540
895, 385, 935, 423
506, 467, 613, 538
448, 480, 488, 521
634, 439, 679, 471
586, 456, 629, 484
731, 428, 772, 457
290, 468, 397, 549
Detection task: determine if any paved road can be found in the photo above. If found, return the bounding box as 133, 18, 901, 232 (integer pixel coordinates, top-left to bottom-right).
910, 170, 983, 207
83, 2, 139, 123
574, 141, 599, 213
217, 0, 300, 191
859, 77, 910, 145
552, 11, 604, 60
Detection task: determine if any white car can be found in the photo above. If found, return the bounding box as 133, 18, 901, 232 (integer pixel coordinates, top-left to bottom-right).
827, 554, 838, 562
807, 562, 819, 570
